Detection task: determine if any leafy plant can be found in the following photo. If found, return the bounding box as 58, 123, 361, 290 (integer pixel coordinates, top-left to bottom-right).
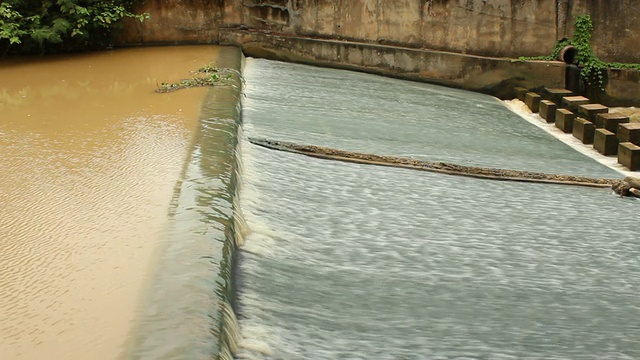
0, 0, 149, 55
157, 64, 237, 93
519, 15, 640, 91
194, 64, 223, 74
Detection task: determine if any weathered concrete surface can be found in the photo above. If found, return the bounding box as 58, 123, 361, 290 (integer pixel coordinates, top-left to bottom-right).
515, 87, 528, 101
578, 104, 608, 123
284, 0, 558, 58
618, 142, 640, 171
596, 113, 629, 133
618, 123, 640, 145
565, 0, 640, 64
119, 0, 640, 64
220, 29, 565, 99
525, 92, 542, 113
556, 109, 575, 133
573, 117, 596, 144
117, 0, 227, 45
561, 96, 590, 113
540, 100, 557, 123
595, 68, 640, 107
594, 128, 618, 156
115, 0, 640, 105
541, 88, 573, 106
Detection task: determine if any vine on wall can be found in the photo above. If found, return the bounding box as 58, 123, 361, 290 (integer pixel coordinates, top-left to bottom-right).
520, 15, 640, 91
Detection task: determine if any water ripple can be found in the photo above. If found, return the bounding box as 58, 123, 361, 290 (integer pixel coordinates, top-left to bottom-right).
0, 46, 216, 360
237, 59, 640, 359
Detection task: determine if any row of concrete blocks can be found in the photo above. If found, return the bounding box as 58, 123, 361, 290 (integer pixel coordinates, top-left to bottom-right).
516, 87, 640, 171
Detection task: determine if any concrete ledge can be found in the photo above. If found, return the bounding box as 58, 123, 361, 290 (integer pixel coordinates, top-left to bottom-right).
578, 104, 608, 123
539, 100, 557, 123
573, 117, 596, 144
618, 142, 640, 171
617, 123, 640, 145
555, 109, 575, 133
598, 68, 640, 107
525, 93, 541, 113
596, 113, 630, 132
219, 29, 566, 99
594, 128, 619, 156
561, 96, 590, 113
542, 88, 573, 105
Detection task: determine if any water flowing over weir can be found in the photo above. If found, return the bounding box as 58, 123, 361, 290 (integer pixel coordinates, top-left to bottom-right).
236, 59, 640, 359
124, 47, 246, 360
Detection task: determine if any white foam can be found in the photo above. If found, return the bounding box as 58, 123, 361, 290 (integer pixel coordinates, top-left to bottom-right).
502, 99, 640, 178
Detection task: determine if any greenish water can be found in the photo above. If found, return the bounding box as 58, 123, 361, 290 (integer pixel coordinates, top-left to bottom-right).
237, 59, 639, 359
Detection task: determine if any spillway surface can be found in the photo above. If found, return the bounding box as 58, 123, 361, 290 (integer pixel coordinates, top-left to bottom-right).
237, 59, 640, 359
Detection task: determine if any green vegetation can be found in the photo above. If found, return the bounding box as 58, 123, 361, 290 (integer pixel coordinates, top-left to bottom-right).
156, 64, 237, 93
520, 15, 640, 90
0, 0, 148, 55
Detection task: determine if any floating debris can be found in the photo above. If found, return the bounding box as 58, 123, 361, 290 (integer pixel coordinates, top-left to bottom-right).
249, 138, 626, 189
193, 64, 223, 73
612, 176, 640, 197
156, 64, 236, 93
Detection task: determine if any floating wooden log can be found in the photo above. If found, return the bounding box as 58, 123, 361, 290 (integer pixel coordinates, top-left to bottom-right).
248, 138, 621, 189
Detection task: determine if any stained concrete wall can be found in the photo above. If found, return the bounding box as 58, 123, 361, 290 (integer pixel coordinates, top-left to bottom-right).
211, 0, 559, 58
220, 29, 566, 99
118, 0, 640, 63
116, 0, 640, 105
565, 0, 640, 63
596, 68, 640, 107
117, 0, 228, 45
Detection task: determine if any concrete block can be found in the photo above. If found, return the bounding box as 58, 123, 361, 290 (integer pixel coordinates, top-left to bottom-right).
618, 142, 640, 171
555, 109, 575, 133
539, 100, 557, 123
561, 96, 590, 113
541, 88, 573, 105
594, 128, 619, 156
596, 113, 630, 132
617, 123, 640, 145
573, 117, 596, 144
525, 92, 541, 113
515, 87, 528, 101
577, 104, 608, 123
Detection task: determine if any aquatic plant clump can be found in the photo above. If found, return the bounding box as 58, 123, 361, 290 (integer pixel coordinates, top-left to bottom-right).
194, 64, 223, 73
156, 64, 236, 93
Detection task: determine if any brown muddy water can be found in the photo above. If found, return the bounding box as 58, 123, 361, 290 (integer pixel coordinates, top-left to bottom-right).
0, 46, 221, 359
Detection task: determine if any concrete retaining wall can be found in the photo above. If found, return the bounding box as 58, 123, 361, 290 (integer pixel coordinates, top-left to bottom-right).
220, 29, 565, 99
116, 0, 640, 104
119, 0, 640, 63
